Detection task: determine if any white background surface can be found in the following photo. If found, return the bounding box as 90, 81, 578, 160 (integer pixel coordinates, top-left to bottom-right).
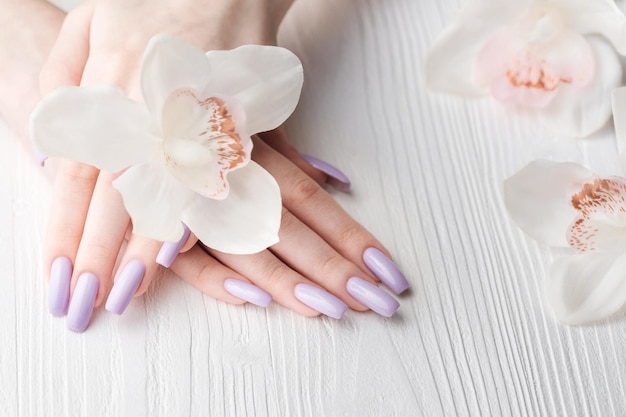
2, 0, 626, 416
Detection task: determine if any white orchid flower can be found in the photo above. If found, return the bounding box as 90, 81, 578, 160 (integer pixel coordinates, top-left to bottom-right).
426, 0, 626, 137
505, 159, 626, 324
32, 34, 304, 254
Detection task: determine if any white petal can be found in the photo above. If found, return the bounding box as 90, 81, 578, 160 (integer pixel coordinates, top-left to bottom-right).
554, 0, 626, 55
538, 37, 622, 138
141, 34, 212, 125
31, 85, 159, 172
612, 87, 626, 171
113, 164, 194, 242
202, 45, 303, 134
161, 89, 251, 199
504, 160, 595, 247
425, 0, 530, 96
547, 251, 626, 324
182, 161, 281, 254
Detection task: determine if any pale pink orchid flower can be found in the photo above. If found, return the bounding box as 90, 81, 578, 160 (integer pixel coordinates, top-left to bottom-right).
426, 0, 626, 138
31, 34, 304, 254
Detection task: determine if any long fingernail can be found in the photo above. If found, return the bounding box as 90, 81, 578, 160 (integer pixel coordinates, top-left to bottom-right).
294, 283, 348, 319
35, 148, 48, 166
363, 248, 409, 295
347, 277, 399, 318
105, 260, 146, 315
301, 154, 351, 193
66, 272, 99, 333
48, 257, 72, 316
224, 278, 272, 307
156, 224, 190, 268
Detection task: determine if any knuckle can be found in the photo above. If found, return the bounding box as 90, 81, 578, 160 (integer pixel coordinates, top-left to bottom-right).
337, 223, 367, 247
263, 262, 291, 287
318, 252, 347, 279
289, 175, 323, 205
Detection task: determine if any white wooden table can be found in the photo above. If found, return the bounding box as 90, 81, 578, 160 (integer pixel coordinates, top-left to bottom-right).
2, 0, 625, 415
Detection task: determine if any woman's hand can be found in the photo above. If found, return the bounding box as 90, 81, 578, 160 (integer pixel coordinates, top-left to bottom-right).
32, 0, 409, 332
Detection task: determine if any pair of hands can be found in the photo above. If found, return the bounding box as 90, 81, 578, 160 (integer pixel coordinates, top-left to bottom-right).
12, 0, 408, 332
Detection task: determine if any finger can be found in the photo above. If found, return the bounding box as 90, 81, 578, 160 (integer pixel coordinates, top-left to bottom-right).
252, 137, 409, 294
210, 248, 348, 319
271, 208, 399, 317
257, 129, 327, 184
103, 233, 160, 315
170, 245, 272, 308
44, 160, 98, 316
39, 1, 94, 93
66, 171, 130, 332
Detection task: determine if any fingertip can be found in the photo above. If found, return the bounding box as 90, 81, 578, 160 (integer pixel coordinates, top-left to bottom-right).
180, 233, 197, 253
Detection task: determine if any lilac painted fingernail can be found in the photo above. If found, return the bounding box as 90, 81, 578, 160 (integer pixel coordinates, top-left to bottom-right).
347, 277, 400, 318
363, 247, 409, 295
156, 224, 190, 268
294, 283, 348, 319
48, 257, 72, 316
35, 148, 47, 166
224, 278, 272, 307
66, 272, 99, 333
105, 260, 146, 315
301, 154, 351, 193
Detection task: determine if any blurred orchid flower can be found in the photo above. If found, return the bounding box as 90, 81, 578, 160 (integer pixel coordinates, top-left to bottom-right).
31, 34, 304, 254
426, 0, 626, 137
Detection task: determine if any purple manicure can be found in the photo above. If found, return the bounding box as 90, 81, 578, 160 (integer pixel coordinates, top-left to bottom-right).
66, 272, 99, 333
224, 278, 272, 307
301, 154, 351, 193
48, 257, 72, 316
347, 277, 400, 318
35, 148, 48, 166
294, 283, 348, 319
156, 224, 190, 268
105, 260, 146, 315
363, 247, 409, 295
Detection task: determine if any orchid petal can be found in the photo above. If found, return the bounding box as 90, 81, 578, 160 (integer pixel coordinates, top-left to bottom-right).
161, 89, 251, 199
538, 37, 622, 138
547, 251, 626, 324
113, 164, 194, 242
141, 33, 212, 126
425, 0, 530, 96
553, 0, 626, 55
31, 85, 159, 172
612, 87, 626, 171
504, 160, 595, 247
182, 161, 281, 254
202, 45, 303, 134
566, 177, 626, 252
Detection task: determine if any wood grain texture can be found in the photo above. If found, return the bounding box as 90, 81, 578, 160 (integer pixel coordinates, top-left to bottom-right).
1, 0, 625, 415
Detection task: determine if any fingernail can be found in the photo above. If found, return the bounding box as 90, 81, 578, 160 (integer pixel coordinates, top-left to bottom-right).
35, 148, 47, 166
294, 283, 348, 319
301, 154, 351, 193
105, 260, 146, 315
347, 277, 399, 318
66, 272, 99, 333
224, 278, 272, 307
363, 247, 409, 295
156, 224, 190, 268
48, 257, 72, 316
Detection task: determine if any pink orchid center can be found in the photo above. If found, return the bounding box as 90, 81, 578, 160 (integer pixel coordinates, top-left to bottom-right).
475, 11, 594, 108
567, 177, 626, 252
160, 88, 251, 199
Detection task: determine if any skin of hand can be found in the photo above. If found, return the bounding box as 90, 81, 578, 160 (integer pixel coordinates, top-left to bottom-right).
4, 0, 405, 331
